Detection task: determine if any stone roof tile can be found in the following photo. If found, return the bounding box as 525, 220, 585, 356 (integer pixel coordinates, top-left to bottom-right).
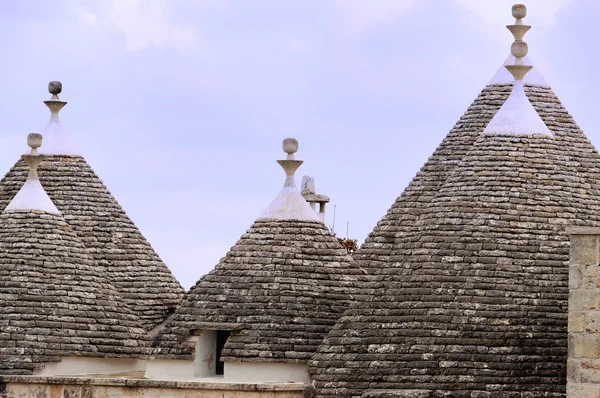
153, 219, 369, 363
0, 210, 151, 375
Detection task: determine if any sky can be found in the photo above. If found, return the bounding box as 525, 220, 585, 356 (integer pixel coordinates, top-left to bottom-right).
0, 0, 595, 289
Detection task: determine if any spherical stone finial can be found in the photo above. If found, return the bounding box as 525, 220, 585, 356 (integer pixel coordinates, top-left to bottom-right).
511, 41, 528, 58
48, 81, 62, 95
27, 133, 42, 150
282, 138, 299, 155
512, 4, 527, 19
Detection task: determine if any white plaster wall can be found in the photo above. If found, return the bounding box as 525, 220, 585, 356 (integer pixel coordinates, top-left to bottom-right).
35, 357, 145, 376
145, 330, 218, 381
194, 329, 217, 377
224, 362, 309, 383
145, 359, 195, 380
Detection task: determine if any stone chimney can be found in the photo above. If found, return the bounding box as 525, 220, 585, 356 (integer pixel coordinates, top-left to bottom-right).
301, 176, 329, 221
567, 227, 600, 397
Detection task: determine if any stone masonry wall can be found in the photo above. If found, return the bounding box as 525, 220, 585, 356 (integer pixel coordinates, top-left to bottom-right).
0, 376, 305, 398
568, 227, 600, 397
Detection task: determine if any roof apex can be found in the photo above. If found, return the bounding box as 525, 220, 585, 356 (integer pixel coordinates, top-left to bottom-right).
483, 5, 552, 137
5, 133, 59, 215
258, 139, 322, 222
487, 55, 548, 87
483, 80, 553, 136
259, 186, 323, 221
40, 81, 79, 156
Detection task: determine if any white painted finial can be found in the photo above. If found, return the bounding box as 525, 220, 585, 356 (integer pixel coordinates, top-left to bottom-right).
5, 134, 60, 214
487, 5, 548, 86
41, 81, 77, 156
278, 138, 302, 188
505, 4, 531, 75
44, 81, 67, 119
23, 133, 44, 181
27, 133, 42, 156
258, 139, 322, 222
483, 4, 552, 137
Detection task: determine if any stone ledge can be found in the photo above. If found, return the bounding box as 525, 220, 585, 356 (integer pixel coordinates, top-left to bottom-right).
0, 375, 307, 391
566, 227, 600, 236
362, 390, 432, 398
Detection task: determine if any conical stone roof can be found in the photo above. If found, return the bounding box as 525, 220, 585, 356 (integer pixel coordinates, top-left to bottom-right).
0, 135, 150, 375
0, 83, 184, 331
152, 139, 368, 363
308, 8, 600, 398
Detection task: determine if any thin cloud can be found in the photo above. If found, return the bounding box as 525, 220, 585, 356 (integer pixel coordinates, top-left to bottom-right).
288, 37, 316, 55
334, 0, 415, 35
77, 0, 200, 52
455, 0, 574, 27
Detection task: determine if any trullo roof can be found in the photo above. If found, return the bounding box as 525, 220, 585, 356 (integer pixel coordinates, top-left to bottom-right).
308, 5, 600, 398
152, 138, 368, 363
0, 82, 184, 331
0, 134, 150, 375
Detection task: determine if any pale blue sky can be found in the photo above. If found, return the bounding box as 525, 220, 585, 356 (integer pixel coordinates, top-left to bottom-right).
0, 0, 594, 288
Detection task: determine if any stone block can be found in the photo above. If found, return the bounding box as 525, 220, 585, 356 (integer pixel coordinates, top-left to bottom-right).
587, 312, 600, 333
571, 291, 600, 312
567, 382, 600, 398
572, 265, 584, 290
568, 358, 582, 382
583, 266, 600, 289
580, 360, 600, 385
582, 367, 600, 384
581, 359, 600, 370
571, 235, 599, 266
569, 333, 600, 358
570, 312, 585, 333
49, 385, 63, 398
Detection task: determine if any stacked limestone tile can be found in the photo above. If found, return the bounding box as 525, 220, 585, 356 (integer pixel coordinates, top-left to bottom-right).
308, 5, 600, 398
0, 134, 150, 375
152, 139, 367, 370
0, 82, 184, 331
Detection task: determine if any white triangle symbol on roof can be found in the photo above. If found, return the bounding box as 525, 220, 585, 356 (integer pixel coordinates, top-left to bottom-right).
483, 80, 552, 137
5, 178, 60, 214
259, 186, 323, 222
487, 55, 548, 87
41, 118, 79, 156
